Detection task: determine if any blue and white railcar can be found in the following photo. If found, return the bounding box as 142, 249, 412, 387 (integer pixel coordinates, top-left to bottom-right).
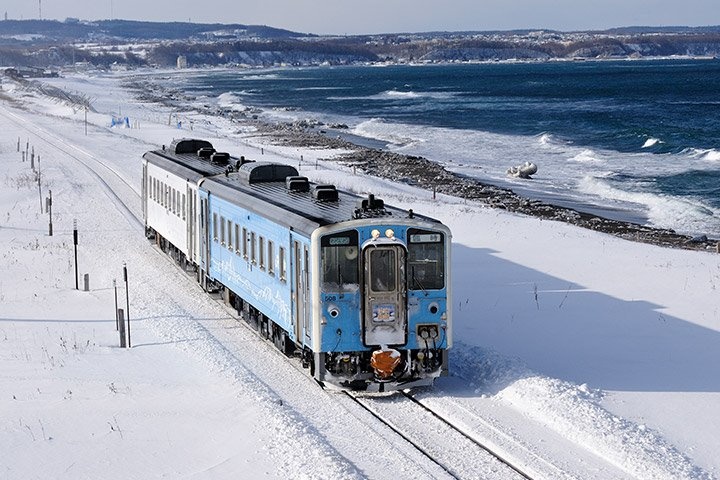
143, 139, 452, 391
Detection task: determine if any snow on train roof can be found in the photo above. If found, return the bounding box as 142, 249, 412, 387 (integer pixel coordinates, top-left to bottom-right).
144, 139, 439, 235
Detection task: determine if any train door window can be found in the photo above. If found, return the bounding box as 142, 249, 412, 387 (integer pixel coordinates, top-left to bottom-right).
212, 213, 218, 241
369, 249, 396, 292
279, 246, 287, 282
234, 224, 241, 254
172, 189, 177, 214
153, 179, 157, 202
165, 185, 170, 209
182, 194, 186, 220
250, 232, 257, 264
407, 229, 445, 290
321, 231, 359, 292
268, 240, 275, 276
176, 191, 181, 217
259, 236, 266, 270
242, 227, 248, 259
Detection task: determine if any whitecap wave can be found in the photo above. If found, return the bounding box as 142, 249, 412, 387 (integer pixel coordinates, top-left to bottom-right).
642, 138, 661, 148
686, 148, 720, 162
578, 176, 719, 236
568, 149, 604, 163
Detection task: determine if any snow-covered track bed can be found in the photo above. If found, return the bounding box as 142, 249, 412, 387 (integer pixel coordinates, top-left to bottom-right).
343, 390, 530, 480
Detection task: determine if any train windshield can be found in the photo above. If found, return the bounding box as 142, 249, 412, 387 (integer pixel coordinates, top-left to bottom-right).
407, 229, 445, 290
321, 231, 359, 292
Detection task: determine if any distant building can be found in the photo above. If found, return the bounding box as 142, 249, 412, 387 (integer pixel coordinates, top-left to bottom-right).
176, 55, 188, 69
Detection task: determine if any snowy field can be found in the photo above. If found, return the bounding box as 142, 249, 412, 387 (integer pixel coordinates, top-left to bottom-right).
1, 70, 719, 479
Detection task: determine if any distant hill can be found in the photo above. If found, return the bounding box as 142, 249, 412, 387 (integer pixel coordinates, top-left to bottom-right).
1, 19, 719, 69
0, 18, 307, 46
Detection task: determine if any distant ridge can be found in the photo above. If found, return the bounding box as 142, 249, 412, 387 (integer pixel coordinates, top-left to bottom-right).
1, 19, 720, 69
0, 18, 308, 44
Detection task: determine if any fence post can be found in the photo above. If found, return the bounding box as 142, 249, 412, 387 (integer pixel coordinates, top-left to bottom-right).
117, 309, 126, 348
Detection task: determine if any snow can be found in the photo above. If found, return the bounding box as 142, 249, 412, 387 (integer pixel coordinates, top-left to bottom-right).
1, 70, 719, 479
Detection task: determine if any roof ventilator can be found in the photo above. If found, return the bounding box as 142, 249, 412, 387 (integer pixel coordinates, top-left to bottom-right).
313, 184, 339, 202
286, 176, 310, 192
197, 147, 216, 159
353, 194, 390, 219
210, 152, 230, 166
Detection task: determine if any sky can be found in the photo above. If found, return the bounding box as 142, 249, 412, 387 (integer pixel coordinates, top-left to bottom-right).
3, 0, 720, 35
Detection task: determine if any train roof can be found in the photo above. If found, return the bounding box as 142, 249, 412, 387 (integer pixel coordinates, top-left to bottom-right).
144, 139, 440, 236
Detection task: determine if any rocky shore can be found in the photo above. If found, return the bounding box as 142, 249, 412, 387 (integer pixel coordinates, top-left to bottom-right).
255, 121, 719, 252
127, 77, 719, 253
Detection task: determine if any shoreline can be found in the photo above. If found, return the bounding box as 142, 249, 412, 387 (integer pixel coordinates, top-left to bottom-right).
125, 74, 719, 253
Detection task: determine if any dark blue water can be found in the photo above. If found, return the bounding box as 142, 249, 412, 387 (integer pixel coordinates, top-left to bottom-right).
184, 60, 720, 154
176, 59, 720, 236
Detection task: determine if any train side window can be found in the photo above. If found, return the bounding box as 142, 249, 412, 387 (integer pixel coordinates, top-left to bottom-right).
213, 213, 218, 241
227, 219, 233, 251
182, 194, 186, 219
242, 227, 248, 259
165, 184, 169, 208
220, 216, 226, 245
259, 236, 266, 270
407, 230, 445, 290
234, 224, 241, 254
268, 240, 275, 276
250, 232, 257, 264
153, 178, 157, 202
279, 246, 287, 282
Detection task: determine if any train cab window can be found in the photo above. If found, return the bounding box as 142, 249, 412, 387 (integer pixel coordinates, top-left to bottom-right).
407, 229, 445, 290
213, 213, 218, 241
321, 232, 359, 292
279, 246, 287, 282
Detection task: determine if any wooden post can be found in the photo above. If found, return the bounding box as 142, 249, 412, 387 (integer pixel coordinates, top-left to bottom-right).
113, 279, 119, 331
73, 220, 79, 290
46, 190, 52, 236
123, 263, 131, 348
117, 309, 126, 348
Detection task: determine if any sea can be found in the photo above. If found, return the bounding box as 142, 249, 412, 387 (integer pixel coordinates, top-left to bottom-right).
171, 59, 720, 238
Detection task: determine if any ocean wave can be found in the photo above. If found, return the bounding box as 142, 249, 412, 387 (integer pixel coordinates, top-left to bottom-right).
642, 138, 662, 148
537, 132, 572, 147
578, 176, 719, 236
568, 149, 604, 163
684, 148, 720, 162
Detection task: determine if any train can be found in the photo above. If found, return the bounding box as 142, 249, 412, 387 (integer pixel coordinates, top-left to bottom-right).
142, 138, 452, 391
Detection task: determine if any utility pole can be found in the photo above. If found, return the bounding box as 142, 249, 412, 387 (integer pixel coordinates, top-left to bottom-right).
38, 0, 41, 20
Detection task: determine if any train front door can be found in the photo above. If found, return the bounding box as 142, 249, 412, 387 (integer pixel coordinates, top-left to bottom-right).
363, 245, 407, 346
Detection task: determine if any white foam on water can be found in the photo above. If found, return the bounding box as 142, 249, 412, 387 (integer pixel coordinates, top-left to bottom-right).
578, 176, 719, 236
642, 138, 661, 148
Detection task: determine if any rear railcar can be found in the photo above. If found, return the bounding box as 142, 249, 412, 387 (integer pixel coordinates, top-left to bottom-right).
142, 138, 228, 270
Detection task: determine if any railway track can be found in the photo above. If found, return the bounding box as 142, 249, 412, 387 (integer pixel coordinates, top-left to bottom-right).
1, 100, 545, 479
342, 390, 532, 480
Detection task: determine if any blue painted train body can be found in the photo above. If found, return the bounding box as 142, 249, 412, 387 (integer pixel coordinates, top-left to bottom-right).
142, 139, 452, 391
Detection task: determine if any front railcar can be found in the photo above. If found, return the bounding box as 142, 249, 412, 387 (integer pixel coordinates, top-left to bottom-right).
310, 208, 451, 392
